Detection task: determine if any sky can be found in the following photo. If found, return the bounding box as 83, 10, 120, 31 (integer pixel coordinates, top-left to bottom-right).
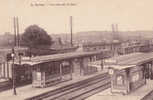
0, 0, 153, 34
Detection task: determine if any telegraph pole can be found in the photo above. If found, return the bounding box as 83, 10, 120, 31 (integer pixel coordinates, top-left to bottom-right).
12, 48, 16, 95
12, 17, 17, 95
14, 16, 20, 47
13, 17, 17, 47
16, 17, 20, 47
70, 16, 73, 47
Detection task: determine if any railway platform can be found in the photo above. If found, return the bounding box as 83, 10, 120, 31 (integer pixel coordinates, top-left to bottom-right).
86, 79, 153, 100
0, 70, 107, 100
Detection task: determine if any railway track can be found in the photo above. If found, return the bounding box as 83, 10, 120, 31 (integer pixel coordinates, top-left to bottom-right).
0, 83, 12, 92
25, 72, 110, 100
0, 80, 31, 93
141, 90, 153, 100
69, 79, 110, 100
44, 73, 110, 100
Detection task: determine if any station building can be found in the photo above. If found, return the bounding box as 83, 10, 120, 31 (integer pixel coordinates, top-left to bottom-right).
0, 50, 108, 88
104, 52, 153, 94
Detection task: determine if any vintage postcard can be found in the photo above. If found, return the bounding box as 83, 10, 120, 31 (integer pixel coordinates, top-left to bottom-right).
0, 0, 153, 100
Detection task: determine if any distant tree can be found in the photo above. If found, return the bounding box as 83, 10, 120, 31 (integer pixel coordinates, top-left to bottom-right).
0, 32, 14, 47
21, 25, 53, 48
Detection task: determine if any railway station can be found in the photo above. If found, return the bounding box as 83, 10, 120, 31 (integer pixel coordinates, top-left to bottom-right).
0, 71, 108, 100
1, 50, 153, 99
0, 49, 111, 85
1, 46, 153, 100
28, 50, 105, 87
1, 0, 153, 99
18, 50, 110, 87
87, 52, 153, 100
0, 50, 110, 100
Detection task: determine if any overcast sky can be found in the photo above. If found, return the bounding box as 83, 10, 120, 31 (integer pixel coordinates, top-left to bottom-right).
0, 0, 153, 34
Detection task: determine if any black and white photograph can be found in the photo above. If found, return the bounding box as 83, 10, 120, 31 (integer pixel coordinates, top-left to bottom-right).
0, 0, 153, 100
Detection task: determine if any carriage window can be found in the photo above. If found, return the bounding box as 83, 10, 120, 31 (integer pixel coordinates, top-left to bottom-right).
117, 75, 124, 85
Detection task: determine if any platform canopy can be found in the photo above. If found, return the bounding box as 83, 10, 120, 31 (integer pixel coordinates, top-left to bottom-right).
31, 50, 103, 62
105, 52, 153, 70
88, 60, 102, 68
14, 50, 104, 66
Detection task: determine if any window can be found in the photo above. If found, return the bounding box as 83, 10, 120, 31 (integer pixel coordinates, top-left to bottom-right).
117, 75, 124, 85
132, 73, 139, 82
62, 61, 71, 75
46, 62, 60, 75
36, 72, 41, 81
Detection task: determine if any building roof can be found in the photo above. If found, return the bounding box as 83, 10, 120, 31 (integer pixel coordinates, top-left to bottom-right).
15, 50, 103, 65
83, 41, 121, 47
105, 52, 153, 70
0, 47, 27, 54
32, 50, 101, 62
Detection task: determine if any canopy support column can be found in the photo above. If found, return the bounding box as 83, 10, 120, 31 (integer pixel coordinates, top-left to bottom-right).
59, 62, 62, 80
3, 63, 5, 78
101, 59, 104, 70
7, 62, 9, 78
80, 58, 84, 76
69, 60, 73, 80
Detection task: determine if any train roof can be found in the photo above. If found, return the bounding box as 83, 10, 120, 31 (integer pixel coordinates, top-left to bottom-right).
105, 52, 153, 70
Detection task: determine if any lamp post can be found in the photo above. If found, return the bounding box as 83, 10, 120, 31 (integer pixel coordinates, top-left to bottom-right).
11, 48, 17, 95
